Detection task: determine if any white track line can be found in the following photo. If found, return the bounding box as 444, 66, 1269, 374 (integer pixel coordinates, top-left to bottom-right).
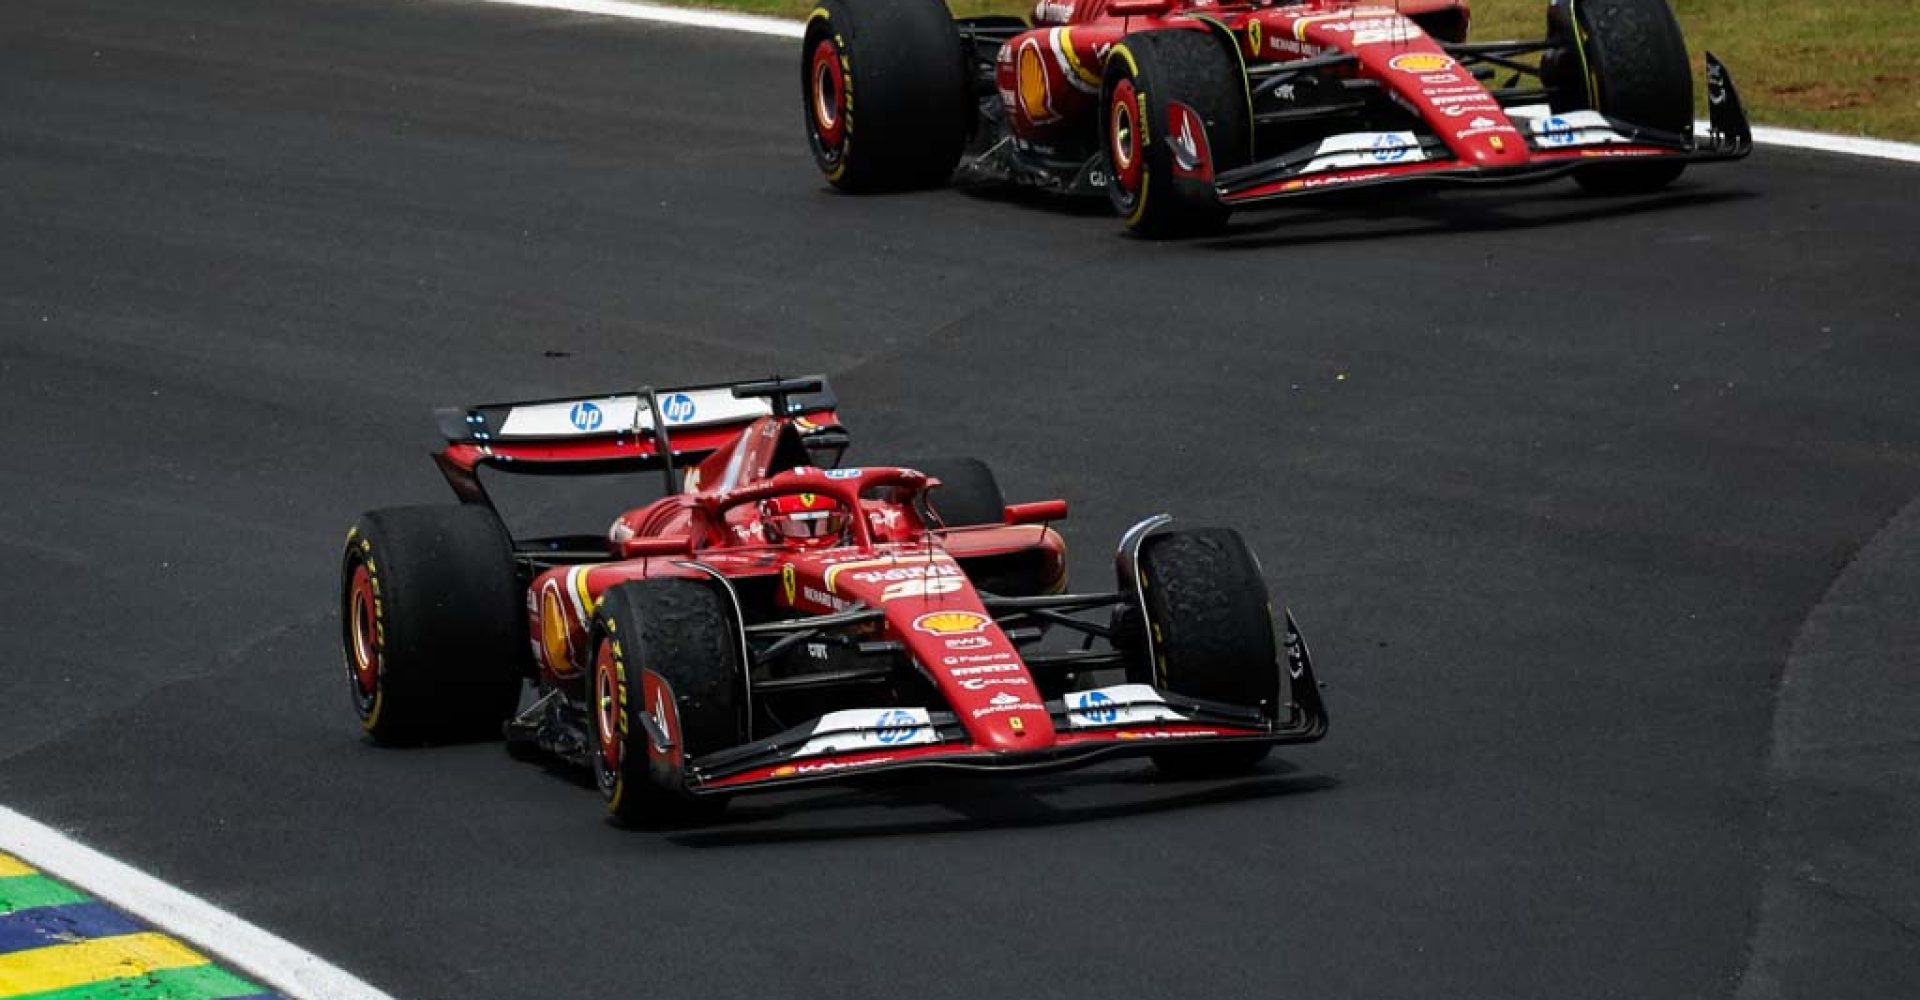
480, 0, 802, 37
475, 0, 1920, 163
1744, 124, 1920, 164
0, 805, 398, 1000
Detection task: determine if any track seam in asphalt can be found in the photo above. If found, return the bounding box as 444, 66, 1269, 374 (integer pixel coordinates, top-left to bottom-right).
1733, 492, 1920, 998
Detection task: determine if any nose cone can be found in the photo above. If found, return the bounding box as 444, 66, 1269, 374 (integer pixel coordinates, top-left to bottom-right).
1456, 131, 1530, 168
1348, 39, 1531, 170
817, 550, 1062, 753
964, 692, 1056, 750
910, 610, 1060, 751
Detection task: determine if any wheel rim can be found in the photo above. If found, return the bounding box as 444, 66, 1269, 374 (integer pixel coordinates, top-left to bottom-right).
1108, 79, 1143, 209
593, 642, 623, 796
346, 562, 380, 708
809, 39, 847, 153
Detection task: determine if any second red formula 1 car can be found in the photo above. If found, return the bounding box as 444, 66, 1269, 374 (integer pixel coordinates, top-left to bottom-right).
339, 377, 1327, 825
801, 0, 1751, 236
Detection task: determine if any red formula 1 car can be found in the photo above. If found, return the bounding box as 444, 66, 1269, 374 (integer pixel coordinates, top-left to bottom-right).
802, 0, 1751, 236
339, 377, 1326, 824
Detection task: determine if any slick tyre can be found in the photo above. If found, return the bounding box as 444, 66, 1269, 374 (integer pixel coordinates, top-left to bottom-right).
1545, 0, 1692, 193
1102, 29, 1250, 238
340, 505, 525, 745
1124, 528, 1280, 775
906, 456, 1005, 528
590, 580, 747, 828
802, 0, 970, 192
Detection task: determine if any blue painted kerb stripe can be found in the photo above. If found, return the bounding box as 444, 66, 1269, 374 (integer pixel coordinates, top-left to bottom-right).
0, 899, 148, 953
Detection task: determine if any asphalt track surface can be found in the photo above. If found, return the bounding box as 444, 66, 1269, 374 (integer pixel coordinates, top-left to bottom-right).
3, 1, 1917, 998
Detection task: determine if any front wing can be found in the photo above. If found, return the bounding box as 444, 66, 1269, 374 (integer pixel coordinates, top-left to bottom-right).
682, 616, 1330, 795
1215, 52, 1752, 207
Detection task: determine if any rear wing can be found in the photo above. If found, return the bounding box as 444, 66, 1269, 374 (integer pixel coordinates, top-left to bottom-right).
431, 376, 846, 507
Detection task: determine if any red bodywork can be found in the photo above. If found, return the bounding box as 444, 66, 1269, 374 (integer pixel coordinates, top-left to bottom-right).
983, 0, 1747, 204
1000, 0, 1470, 141
435, 379, 1326, 795
517, 438, 1070, 758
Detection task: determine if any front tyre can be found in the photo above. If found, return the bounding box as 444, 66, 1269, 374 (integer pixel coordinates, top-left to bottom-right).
590, 580, 747, 827
1102, 30, 1249, 239
802, 0, 971, 192
1545, 0, 1693, 194
340, 505, 526, 745
1123, 527, 1280, 775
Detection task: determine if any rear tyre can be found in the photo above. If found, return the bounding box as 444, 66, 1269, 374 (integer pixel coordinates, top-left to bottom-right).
1544, 0, 1692, 194
905, 456, 1005, 528
1102, 30, 1249, 238
340, 505, 526, 745
802, 0, 971, 192
1123, 528, 1279, 775
590, 580, 746, 827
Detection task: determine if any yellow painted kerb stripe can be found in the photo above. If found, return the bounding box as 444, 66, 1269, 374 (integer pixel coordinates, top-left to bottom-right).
0, 933, 209, 996
0, 855, 36, 878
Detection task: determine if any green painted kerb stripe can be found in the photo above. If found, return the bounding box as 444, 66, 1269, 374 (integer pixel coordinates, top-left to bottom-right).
6, 962, 266, 1000
0, 874, 90, 913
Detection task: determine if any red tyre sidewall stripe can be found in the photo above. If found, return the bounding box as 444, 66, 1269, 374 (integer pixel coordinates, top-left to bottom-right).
810, 39, 847, 151
1109, 78, 1144, 197
594, 640, 624, 784
346, 560, 381, 712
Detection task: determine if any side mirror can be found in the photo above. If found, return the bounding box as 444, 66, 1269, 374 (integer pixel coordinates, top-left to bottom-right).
1004, 500, 1068, 526
620, 536, 695, 559
1106, 0, 1172, 14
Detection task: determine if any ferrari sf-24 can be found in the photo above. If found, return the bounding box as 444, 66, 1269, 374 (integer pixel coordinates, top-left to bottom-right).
340, 377, 1327, 824
802, 0, 1751, 235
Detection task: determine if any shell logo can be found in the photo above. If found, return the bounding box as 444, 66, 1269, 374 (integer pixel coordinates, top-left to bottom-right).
539, 586, 573, 670
913, 610, 990, 636
1017, 40, 1056, 122
1388, 52, 1455, 73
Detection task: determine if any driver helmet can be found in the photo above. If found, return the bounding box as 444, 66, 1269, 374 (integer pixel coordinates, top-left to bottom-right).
759, 492, 851, 546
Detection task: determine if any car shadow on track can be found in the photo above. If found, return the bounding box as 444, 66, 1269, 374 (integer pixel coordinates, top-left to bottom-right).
953, 182, 1121, 218
660, 761, 1338, 847
947, 175, 1757, 245
1195, 185, 1756, 250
